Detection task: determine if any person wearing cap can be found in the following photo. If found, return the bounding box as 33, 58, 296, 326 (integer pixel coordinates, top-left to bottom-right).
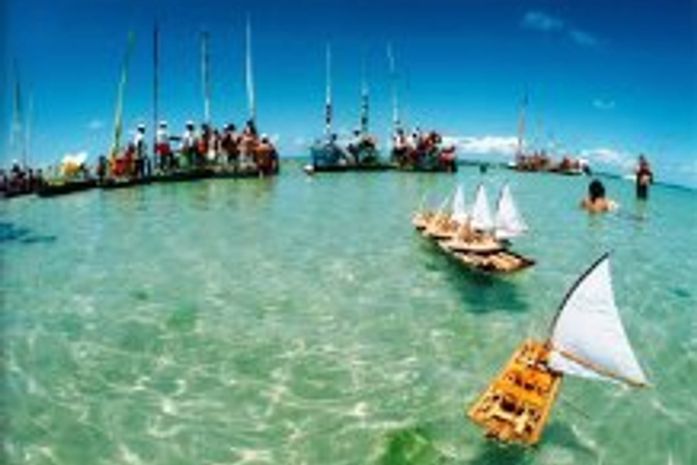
156, 121, 174, 171
133, 124, 147, 178
221, 123, 239, 168
181, 121, 197, 168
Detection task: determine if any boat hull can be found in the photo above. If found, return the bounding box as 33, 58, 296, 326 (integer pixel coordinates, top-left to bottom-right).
445, 245, 535, 274
467, 339, 563, 445
37, 179, 97, 197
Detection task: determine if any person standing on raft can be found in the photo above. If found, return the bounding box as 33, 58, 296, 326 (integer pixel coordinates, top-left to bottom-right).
635, 154, 653, 200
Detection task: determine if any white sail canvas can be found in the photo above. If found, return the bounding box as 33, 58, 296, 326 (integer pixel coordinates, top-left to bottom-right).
494, 184, 527, 239
452, 184, 468, 224
470, 185, 494, 231
549, 257, 648, 386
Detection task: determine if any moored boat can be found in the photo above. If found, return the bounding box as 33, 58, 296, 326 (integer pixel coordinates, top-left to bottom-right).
467, 254, 648, 445
309, 44, 392, 173
37, 178, 97, 197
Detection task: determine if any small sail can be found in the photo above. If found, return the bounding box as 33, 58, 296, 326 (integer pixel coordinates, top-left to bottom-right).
470, 184, 494, 231
245, 15, 256, 123
548, 255, 648, 387
435, 191, 453, 215
324, 43, 332, 139
451, 184, 468, 224
494, 183, 527, 239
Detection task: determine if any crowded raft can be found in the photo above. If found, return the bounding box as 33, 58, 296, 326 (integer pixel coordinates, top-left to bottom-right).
4, 118, 280, 198
391, 127, 457, 172
413, 183, 534, 273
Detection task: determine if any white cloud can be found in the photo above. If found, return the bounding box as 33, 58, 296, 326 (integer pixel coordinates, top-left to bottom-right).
87, 119, 105, 131
443, 135, 519, 157
570, 29, 599, 47
521, 11, 564, 31
521, 11, 600, 48
592, 98, 616, 110
580, 147, 634, 170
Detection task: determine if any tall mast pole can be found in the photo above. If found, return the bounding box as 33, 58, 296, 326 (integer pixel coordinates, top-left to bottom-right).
517, 92, 528, 157
153, 21, 160, 154
324, 43, 332, 140
360, 59, 369, 135
111, 32, 136, 159
386, 43, 400, 133
201, 30, 211, 125
245, 15, 256, 124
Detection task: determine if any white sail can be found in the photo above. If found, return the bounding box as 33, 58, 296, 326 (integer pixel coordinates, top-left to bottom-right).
470, 184, 494, 231
548, 255, 648, 387
245, 15, 255, 122
451, 184, 468, 224
494, 183, 527, 239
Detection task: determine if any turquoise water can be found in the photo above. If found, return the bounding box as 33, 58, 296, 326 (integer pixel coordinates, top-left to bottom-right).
2, 161, 696, 465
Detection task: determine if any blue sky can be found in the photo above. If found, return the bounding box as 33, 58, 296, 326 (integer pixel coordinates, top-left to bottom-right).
2, 0, 696, 185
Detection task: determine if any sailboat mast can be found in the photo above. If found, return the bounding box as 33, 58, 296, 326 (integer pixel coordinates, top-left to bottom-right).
201, 30, 211, 125
360, 59, 369, 135
111, 32, 136, 159
517, 92, 527, 157
25, 91, 32, 168
324, 43, 332, 139
11, 61, 25, 167
245, 15, 256, 124
153, 21, 160, 153
387, 43, 400, 133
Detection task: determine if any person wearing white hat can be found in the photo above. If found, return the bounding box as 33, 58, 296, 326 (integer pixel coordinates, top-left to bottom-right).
133, 124, 148, 178
181, 121, 197, 167
156, 120, 174, 171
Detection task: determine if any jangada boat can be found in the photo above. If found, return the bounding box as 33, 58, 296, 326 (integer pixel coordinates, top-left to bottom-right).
37, 178, 97, 197
309, 44, 392, 173
436, 183, 535, 273
422, 184, 468, 240
467, 254, 648, 445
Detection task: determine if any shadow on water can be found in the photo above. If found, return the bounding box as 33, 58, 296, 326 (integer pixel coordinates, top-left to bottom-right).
0, 221, 56, 245
467, 441, 533, 465
543, 421, 599, 460
377, 424, 452, 465
419, 241, 529, 314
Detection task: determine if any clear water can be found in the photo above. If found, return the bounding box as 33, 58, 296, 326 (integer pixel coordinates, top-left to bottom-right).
2, 161, 696, 465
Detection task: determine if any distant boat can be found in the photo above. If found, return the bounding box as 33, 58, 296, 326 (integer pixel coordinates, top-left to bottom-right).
468, 254, 648, 445
387, 45, 456, 174
309, 44, 391, 173
427, 183, 534, 273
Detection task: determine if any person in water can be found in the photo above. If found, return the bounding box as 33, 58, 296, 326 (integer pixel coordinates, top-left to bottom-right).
581, 179, 617, 213
635, 154, 653, 200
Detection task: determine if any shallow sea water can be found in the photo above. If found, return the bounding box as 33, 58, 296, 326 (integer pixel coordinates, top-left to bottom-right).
2, 160, 696, 464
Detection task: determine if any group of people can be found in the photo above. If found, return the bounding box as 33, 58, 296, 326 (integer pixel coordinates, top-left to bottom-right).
514, 151, 552, 171
101, 119, 279, 180
0, 162, 44, 197
581, 155, 654, 213
391, 127, 457, 170
313, 129, 380, 167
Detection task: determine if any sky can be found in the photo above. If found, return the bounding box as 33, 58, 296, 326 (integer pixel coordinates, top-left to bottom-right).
1, 0, 696, 186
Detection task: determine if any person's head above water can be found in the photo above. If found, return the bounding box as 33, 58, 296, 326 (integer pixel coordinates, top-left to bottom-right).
588, 179, 606, 202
